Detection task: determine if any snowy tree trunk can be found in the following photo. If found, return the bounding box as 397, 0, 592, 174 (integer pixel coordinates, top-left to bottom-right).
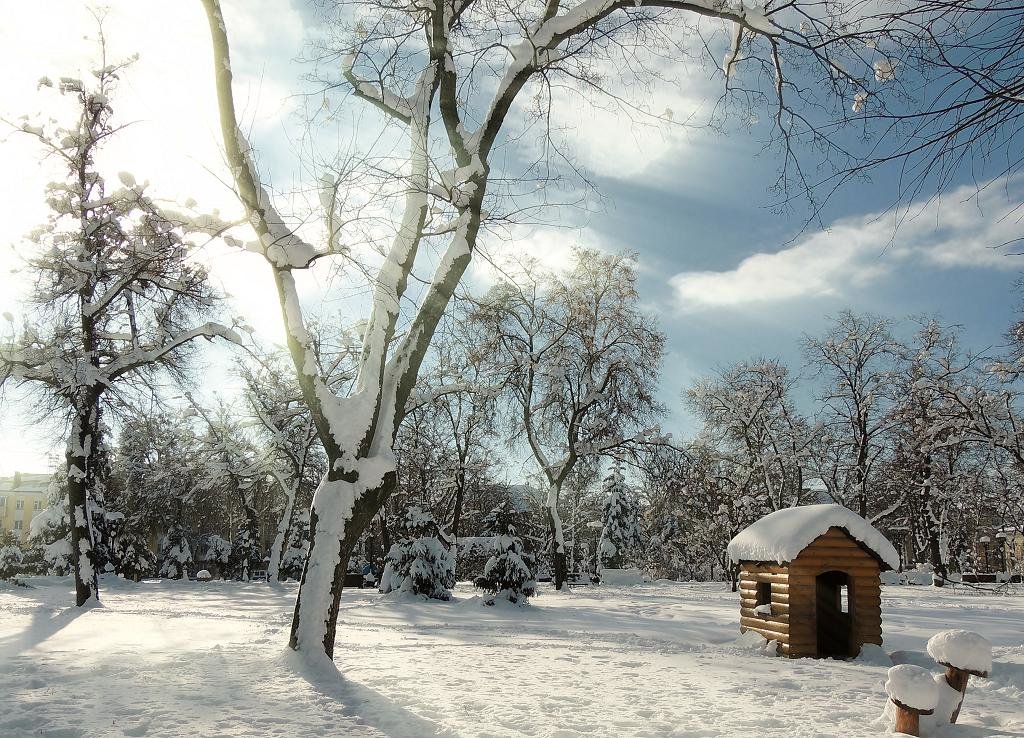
267, 478, 297, 583
67, 405, 99, 606
287, 470, 395, 657
451, 460, 467, 540
545, 484, 568, 590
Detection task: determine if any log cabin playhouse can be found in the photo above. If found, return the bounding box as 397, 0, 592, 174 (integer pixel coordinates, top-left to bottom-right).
727, 504, 901, 659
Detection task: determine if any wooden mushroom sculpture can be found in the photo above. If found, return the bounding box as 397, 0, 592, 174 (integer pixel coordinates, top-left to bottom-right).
885, 664, 939, 737
926, 630, 992, 723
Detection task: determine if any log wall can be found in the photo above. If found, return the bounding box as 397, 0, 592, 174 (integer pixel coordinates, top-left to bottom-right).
738, 526, 883, 659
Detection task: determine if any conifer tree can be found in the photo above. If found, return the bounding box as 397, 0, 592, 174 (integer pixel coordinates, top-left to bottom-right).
380, 505, 454, 600
280, 510, 310, 581
0, 531, 24, 581
474, 501, 536, 605
598, 464, 644, 570
158, 524, 193, 579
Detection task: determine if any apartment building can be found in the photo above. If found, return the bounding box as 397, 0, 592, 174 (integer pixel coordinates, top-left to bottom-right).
0, 471, 52, 544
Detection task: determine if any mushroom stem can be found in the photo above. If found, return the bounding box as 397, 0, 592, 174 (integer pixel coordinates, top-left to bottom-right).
944, 666, 970, 723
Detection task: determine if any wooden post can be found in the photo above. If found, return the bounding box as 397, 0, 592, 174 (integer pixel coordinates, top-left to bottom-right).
891, 699, 932, 737
943, 665, 971, 723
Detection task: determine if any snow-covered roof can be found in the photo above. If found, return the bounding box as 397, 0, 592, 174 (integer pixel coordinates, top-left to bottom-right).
727, 504, 900, 570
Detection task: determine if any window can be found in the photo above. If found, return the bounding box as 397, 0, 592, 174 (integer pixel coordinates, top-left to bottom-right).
755, 581, 772, 615
13, 520, 22, 530
33, 500, 42, 511
15, 499, 24, 510
0, 496, 6, 507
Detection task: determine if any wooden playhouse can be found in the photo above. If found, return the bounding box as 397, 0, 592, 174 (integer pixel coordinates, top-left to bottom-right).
727, 504, 900, 659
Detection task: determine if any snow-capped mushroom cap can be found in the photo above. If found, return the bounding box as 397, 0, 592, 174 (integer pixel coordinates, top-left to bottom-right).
885, 664, 940, 713
926, 630, 992, 677
726, 504, 900, 570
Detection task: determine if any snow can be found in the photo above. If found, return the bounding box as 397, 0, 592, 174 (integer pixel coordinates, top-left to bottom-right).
727, 503, 900, 569
926, 629, 992, 674
599, 568, 649, 585
885, 664, 939, 710
1, 578, 1021, 737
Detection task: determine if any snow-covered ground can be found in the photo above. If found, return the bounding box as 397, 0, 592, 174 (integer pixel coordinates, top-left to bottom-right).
1, 578, 1021, 738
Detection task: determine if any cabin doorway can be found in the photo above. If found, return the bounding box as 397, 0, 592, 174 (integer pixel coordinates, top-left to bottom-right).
815, 570, 853, 658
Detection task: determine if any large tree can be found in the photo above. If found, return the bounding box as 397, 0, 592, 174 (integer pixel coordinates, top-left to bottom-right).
0, 52, 237, 606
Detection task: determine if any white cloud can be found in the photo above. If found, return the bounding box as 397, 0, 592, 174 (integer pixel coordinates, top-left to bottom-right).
468, 224, 609, 288
671, 181, 1024, 312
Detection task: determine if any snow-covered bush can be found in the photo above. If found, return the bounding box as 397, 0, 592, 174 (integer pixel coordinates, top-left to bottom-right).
473, 502, 536, 605
280, 509, 310, 581
202, 534, 232, 579
598, 464, 644, 570
25, 488, 72, 575
112, 532, 156, 582
380, 505, 455, 600
0, 543, 24, 580
231, 522, 262, 581
158, 525, 193, 579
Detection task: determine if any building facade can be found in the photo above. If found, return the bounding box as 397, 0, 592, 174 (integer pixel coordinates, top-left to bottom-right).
0, 472, 52, 544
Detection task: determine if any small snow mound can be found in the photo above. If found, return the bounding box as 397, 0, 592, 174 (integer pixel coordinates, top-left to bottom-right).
195, 570, 212, 582
727, 504, 900, 569
855, 643, 892, 666
885, 664, 939, 711
920, 673, 965, 733
732, 630, 778, 656
599, 568, 649, 586
926, 630, 992, 675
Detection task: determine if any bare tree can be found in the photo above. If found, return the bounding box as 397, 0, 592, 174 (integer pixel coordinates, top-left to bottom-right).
0, 50, 237, 606
803, 311, 899, 518
416, 315, 500, 540
470, 250, 665, 588
688, 358, 815, 515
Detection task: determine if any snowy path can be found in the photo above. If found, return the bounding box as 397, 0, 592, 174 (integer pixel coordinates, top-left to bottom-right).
1, 578, 1021, 738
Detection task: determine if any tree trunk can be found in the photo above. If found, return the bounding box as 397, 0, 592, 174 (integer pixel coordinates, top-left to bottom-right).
545, 503, 568, 590
67, 407, 99, 607
267, 479, 297, 582
288, 471, 395, 658
451, 466, 466, 540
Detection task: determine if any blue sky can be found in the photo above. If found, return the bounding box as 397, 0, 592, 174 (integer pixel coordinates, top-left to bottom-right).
1, 0, 1020, 473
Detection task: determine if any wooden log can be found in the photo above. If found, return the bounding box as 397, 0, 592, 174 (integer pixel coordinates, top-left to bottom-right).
739, 618, 790, 639
893, 707, 920, 736
743, 572, 791, 583
740, 607, 789, 620
891, 698, 933, 737
790, 562, 880, 574
739, 564, 790, 575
